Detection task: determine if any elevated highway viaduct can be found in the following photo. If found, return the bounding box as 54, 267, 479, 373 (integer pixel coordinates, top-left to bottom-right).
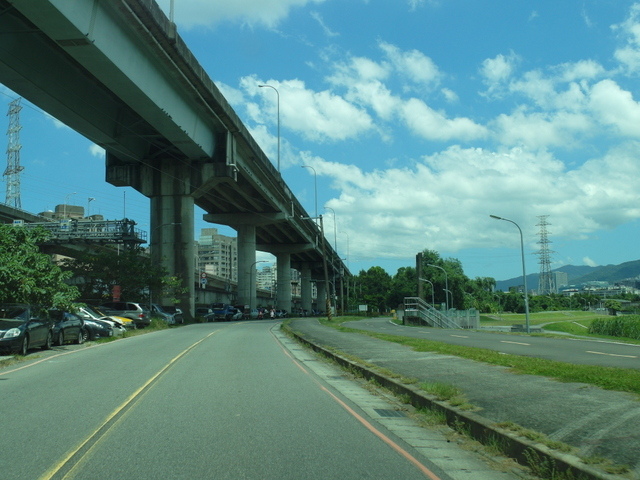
0, 0, 348, 318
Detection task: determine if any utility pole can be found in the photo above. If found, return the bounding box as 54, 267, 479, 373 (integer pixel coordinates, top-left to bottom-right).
4, 98, 24, 208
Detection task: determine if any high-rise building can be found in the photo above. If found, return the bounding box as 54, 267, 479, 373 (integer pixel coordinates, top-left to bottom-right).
196, 228, 237, 281
554, 271, 569, 289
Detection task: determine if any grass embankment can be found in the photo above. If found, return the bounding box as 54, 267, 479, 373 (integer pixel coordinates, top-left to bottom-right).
314, 314, 640, 396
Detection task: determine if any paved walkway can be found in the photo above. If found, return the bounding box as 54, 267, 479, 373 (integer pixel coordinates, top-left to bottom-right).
288, 317, 640, 480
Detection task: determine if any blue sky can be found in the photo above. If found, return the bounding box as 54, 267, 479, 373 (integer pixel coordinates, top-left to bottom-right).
3, 0, 640, 282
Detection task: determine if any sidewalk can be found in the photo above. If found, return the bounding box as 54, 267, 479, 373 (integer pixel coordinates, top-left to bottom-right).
287, 317, 640, 480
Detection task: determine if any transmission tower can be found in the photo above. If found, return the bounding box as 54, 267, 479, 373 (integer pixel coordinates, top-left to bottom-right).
536, 215, 556, 294
4, 98, 24, 208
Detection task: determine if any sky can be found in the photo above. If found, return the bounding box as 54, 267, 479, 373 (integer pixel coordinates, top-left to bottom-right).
3, 0, 640, 282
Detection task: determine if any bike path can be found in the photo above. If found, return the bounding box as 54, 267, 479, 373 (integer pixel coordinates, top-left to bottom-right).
287, 317, 640, 479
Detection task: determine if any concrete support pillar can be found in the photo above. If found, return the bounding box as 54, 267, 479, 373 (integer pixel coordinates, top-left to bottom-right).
316, 281, 327, 314
150, 195, 195, 319
236, 224, 257, 309
275, 252, 292, 312
300, 264, 312, 314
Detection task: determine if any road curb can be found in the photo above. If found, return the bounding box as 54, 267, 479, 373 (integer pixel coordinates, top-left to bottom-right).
283, 323, 622, 480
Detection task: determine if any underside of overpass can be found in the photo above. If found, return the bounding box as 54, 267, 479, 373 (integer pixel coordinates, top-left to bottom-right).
0, 0, 348, 318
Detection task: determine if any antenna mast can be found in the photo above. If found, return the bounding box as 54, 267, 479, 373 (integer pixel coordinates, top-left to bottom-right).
536, 215, 555, 294
4, 98, 24, 208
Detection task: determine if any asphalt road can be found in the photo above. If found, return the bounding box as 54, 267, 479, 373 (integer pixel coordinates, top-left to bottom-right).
0, 321, 522, 480
345, 318, 640, 369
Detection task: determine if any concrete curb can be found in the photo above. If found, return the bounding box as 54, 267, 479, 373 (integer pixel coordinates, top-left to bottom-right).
284, 323, 623, 480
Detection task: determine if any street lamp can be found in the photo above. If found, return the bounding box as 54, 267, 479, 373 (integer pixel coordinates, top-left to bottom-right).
426, 263, 449, 311
301, 165, 318, 219
258, 84, 280, 171
490, 214, 531, 333
419, 278, 434, 305
87, 197, 95, 218
324, 206, 338, 255
63, 192, 76, 219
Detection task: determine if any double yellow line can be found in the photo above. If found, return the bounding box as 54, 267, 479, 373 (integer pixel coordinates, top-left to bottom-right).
39, 329, 221, 480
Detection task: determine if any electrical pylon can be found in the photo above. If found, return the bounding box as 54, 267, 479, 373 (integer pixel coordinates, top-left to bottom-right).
536, 215, 555, 294
4, 98, 24, 208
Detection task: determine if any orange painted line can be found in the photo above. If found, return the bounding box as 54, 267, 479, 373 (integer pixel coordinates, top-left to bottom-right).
318, 383, 442, 480
271, 325, 441, 479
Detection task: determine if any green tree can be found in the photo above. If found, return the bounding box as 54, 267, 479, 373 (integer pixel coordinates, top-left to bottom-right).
0, 225, 79, 308
388, 266, 417, 308
357, 266, 392, 313
61, 246, 181, 303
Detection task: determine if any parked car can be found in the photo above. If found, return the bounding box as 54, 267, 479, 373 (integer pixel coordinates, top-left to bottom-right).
210, 303, 237, 321
0, 304, 53, 356
49, 310, 85, 346
82, 317, 116, 341
150, 304, 184, 324
195, 307, 214, 322
77, 306, 132, 329
162, 305, 184, 324
99, 301, 150, 328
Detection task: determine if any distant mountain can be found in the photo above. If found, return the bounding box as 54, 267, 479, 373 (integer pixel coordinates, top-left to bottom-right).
494, 259, 640, 291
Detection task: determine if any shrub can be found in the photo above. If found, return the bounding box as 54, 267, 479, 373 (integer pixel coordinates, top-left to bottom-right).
588, 316, 640, 339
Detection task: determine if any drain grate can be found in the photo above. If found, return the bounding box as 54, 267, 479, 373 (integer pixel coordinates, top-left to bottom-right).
374, 408, 406, 418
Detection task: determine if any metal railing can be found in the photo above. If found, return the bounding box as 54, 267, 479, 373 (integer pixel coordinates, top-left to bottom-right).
15, 219, 147, 245
403, 297, 462, 329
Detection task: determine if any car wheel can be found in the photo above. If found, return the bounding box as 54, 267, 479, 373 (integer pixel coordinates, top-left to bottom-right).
77, 328, 85, 344
20, 336, 29, 356
56, 330, 64, 347
41, 331, 52, 350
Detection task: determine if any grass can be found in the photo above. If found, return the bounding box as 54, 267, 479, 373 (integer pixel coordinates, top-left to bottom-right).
311, 314, 640, 396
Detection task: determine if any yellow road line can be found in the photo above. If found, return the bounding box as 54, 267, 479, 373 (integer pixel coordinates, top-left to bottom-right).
39, 329, 222, 480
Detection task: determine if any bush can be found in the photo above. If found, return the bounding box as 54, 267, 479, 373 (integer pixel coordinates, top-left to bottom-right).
588, 316, 640, 339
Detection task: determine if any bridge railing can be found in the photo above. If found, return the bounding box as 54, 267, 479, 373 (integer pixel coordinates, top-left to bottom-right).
15, 219, 147, 245
403, 297, 462, 329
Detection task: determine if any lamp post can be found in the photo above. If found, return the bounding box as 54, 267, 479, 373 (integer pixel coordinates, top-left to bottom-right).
87, 197, 95, 218
426, 263, 449, 311
258, 84, 280, 171
63, 192, 76, 219
419, 278, 435, 305
301, 165, 318, 219
324, 206, 338, 255
490, 214, 531, 333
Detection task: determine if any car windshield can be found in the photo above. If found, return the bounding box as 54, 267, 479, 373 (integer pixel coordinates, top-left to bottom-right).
0, 305, 28, 321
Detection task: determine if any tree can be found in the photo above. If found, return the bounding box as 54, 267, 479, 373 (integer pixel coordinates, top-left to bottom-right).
61, 246, 183, 304
0, 225, 79, 308
388, 266, 417, 308
357, 266, 392, 313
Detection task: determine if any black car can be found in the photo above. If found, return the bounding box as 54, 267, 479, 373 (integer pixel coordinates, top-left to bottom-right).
0, 304, 53, 356
82, 318, 114, 341
49, 310, 85, 346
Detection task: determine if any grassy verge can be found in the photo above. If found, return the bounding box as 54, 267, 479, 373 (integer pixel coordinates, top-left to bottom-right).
314, 315, 640, 396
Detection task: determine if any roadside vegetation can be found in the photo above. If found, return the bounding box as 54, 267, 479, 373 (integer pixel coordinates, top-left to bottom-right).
314, 314, 640, 396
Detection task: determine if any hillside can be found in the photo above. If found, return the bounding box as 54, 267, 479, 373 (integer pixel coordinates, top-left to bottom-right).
494, 259, 640, 291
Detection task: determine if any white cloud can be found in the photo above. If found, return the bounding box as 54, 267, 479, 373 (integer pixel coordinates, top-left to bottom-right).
613, 3, 640, 73
379, 41, 442, 87
589, 79, 640, 137
583, 257, 598, 267
89, 144, 105, 158
308, 142, 640, 261
480, 52, 519, 95
155, 0, 327, 29
400, 98, 488, 141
